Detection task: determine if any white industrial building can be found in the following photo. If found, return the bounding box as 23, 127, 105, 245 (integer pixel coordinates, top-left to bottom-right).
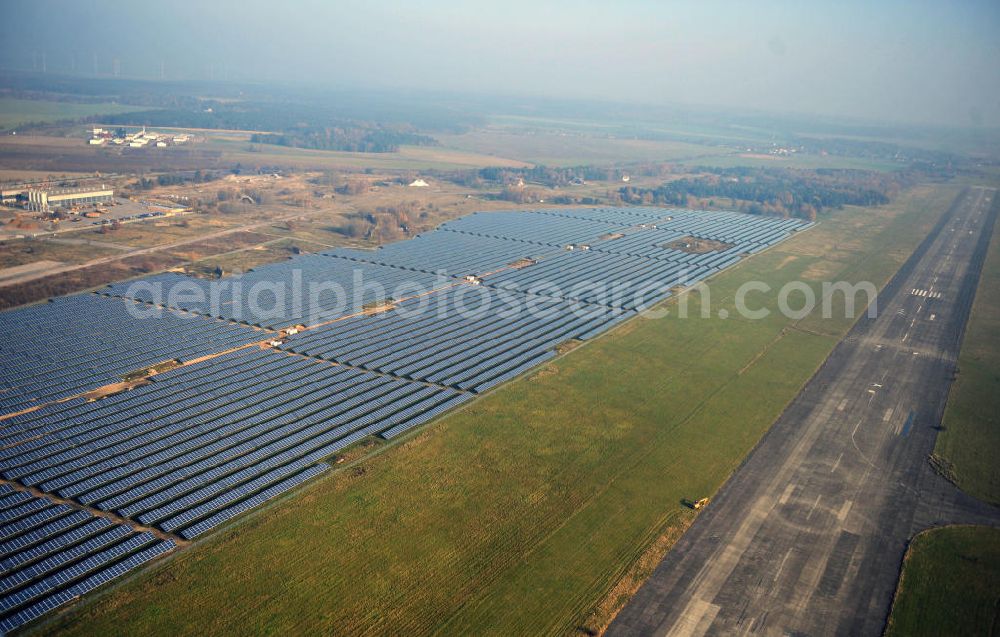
24, 187, 114, 212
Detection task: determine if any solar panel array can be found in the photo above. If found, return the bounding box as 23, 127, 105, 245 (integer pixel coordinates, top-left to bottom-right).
0, 206, 809, 629
654, 208, 807, 248
438, 210, 630, 246
484, 250, 705, 310
0, 295, 267, 415
531, 206, 677, 224
475, 210, 809, 310
0, 348, 467, 535
102, 255, 447, 330
326, 231, 553, 278
0, 484, 174, 633
281, 286, 631, 393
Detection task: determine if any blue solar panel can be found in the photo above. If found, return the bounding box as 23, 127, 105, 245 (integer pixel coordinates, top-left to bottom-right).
0, 205, 809, 630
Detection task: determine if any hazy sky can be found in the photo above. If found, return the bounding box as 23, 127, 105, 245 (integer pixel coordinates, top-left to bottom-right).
2, 0, 998, 126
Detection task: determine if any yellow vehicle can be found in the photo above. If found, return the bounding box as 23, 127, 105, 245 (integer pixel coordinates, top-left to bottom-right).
692, 497, 710, 510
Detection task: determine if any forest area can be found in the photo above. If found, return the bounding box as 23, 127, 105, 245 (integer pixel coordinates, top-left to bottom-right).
448, 163, 949, 221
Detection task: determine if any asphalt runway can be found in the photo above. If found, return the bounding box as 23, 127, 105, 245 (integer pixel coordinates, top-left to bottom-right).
608, 186, 1000, 637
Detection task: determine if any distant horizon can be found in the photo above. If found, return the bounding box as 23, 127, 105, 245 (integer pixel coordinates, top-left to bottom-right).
1, 0, 998, 128
2, 68, 997, 137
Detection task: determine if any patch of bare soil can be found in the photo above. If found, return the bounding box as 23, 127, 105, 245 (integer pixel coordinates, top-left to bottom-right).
663, 236, 733, 254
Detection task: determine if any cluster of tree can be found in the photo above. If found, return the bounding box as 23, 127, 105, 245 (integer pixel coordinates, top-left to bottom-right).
335, 179, 370, 196
95, 107, 258, 131
617, 167, 918, 220
216, 202, 248, 215
547, 195, 605, 206
788, 137, 959, 165
494, 186, 538, 204
134, 169, 220, 190
337, 215, 371, 240
98, 219, 122, 233
250, 126, 435, 153
335, 202, 434, 243
309, 170, 343, 187
457, 165, 628, 189
437, 163, 688, 192
212, 187, 275, 208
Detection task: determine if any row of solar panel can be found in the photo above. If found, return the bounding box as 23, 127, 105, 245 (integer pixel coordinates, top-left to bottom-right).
0, 349, 467, 540
96, 208, 807, 336
0, 540, 173, 633
317, 207, 720, 279
544, 209, 808, 259
0, 353, 337, 477
438, 210, 632, 246
528, 206, 677, 224
8, 362, 386, 490
435, 207, 807, 251
284, 289, 570, 359
0, 487, 174, 633
656, 213, 808, 244
325, 231, 557, 278
0, 295, 266, 416
0, 330, 255, 414
0, 348, 297, 448
101, 255, 449, 330
281, 286, 629, 392
317, 207, 804, 280
484, 251, 709, 310
0, 328, 253, 399
5, 362, 334, 486
8, 372, 381, 499
178, 463, 329, 539
0, 297, 254, 360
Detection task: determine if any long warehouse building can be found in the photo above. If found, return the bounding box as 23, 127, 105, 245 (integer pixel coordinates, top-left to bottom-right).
23, 187, 114, 212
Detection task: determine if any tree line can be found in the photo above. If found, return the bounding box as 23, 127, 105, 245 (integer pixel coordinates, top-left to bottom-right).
615, 167, 921, 220
134, 169, 221, 190
250, 126, 435, 153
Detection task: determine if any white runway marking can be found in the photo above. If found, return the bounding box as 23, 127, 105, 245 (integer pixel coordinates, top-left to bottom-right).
666, 599, 720, 637
806, 495, 822, 520
773, 548, 794, 584
778, 483, 795, 505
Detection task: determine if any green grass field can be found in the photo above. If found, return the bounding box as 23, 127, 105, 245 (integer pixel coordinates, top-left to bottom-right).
885, 526, 1000, 637
435, 129, 723, 166
678, 152, 903, 172
44, 184, 956, 636
0, 98, 145, 131
478, 116, 905, 171
204, 135, 533, 171
934, 192, 1000, 504
185, 116, 912, 172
